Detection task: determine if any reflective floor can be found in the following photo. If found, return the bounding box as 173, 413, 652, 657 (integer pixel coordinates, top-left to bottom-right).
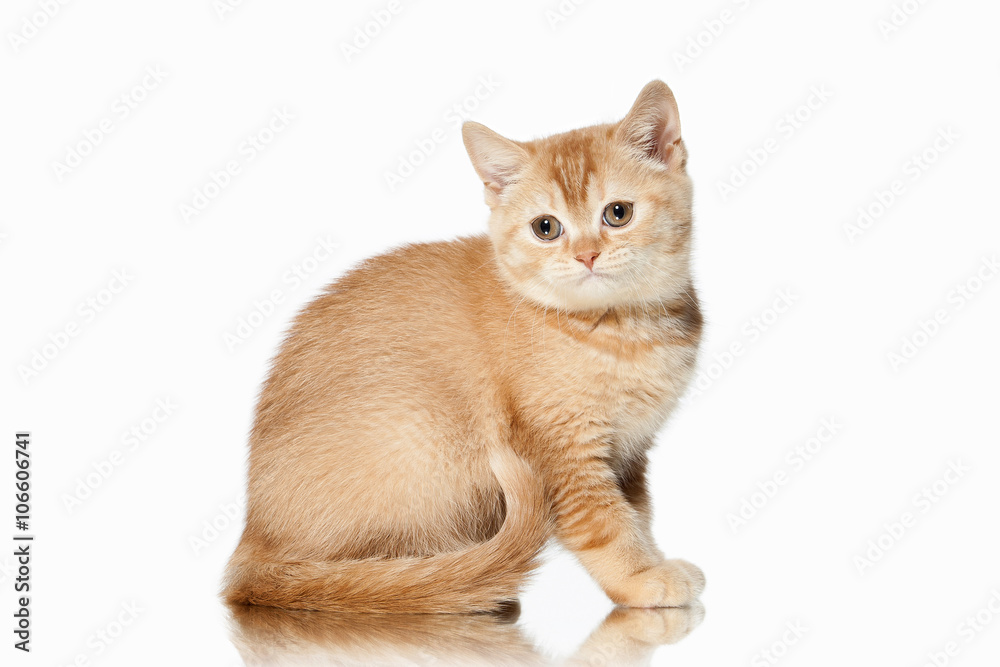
225, 601, 705, 666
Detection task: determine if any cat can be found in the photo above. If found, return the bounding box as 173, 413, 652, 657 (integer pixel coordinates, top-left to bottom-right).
223, 79, 705, 613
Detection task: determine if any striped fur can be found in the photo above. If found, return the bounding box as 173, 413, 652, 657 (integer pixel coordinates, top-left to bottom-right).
223, 80, 704, 612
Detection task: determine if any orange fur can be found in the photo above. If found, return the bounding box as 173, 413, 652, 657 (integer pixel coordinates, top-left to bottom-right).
226, 601, 705, 665
223, 80, 705, 612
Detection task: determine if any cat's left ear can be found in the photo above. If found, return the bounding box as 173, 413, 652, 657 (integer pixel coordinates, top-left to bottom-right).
462, 122, 529, 208
617, 80, 683, 169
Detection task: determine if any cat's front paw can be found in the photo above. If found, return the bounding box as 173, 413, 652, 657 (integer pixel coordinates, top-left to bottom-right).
614, 559, 705, 608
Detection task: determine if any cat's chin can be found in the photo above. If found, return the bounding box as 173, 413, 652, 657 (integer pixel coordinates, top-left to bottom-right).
514, 271, 691, 315
569, 274, 625, 309
515, 277, 636, 314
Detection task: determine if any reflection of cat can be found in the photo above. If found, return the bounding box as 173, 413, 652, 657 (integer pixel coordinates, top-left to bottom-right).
224, 80, 704, 613
227, 601, 705, 667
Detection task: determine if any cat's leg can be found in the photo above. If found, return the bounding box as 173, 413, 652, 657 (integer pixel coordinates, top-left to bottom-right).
612, 451, 660, 557
550, 447, 703, 608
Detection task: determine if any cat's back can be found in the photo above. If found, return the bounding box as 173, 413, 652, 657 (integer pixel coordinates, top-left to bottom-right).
306, 234, 496, 325
252, 235, 501, 444
243, 235, 512, 558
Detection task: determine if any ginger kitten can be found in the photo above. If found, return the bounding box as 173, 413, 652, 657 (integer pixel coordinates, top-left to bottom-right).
224, 80, 704, 613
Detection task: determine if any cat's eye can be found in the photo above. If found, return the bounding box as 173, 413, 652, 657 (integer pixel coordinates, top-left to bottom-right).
603, 202, 634, 227
530, 215, 563, 241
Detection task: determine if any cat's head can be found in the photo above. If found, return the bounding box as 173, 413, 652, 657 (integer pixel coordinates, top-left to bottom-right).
463, 80, 693, 313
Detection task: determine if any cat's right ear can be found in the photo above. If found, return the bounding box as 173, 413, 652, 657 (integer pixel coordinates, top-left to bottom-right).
617, 80, 683, 170
462, 122, 529, 208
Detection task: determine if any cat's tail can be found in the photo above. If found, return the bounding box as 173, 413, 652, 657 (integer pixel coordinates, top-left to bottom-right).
222, 446, 550, 613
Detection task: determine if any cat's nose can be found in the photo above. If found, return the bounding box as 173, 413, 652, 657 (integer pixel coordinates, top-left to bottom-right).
575, 250, 600, 271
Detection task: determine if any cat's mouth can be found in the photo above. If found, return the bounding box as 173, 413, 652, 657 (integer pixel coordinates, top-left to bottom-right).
578, 270, 607, 283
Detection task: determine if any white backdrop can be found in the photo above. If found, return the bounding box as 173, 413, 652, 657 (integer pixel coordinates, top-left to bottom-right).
2, 0, 999, 665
